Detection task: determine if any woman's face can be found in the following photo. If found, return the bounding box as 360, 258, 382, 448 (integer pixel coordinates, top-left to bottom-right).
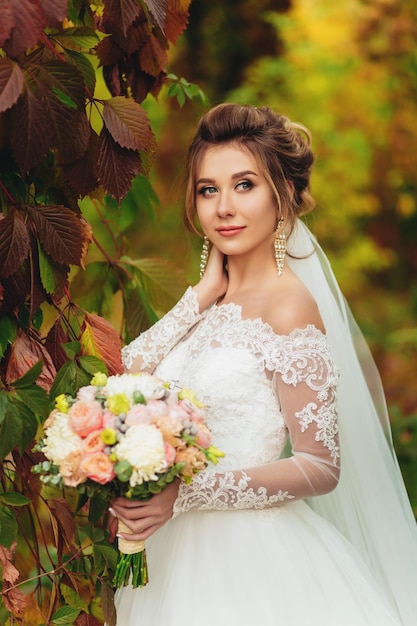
195, 144, 279, 261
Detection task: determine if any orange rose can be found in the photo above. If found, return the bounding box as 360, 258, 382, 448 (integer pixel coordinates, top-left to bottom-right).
83, 430, 105, 454
80, 452, 116, 485
68, 400, 103, 438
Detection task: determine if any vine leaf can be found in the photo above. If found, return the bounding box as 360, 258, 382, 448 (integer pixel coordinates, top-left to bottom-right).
0, 59, 25, 113
80, 313, 123, 375
103, 97, 156, 151
0, 0, 46, 59
10, 87, 52, 171
5, 329, 57, 392
104, 0, 142, 37
0, 212, 30, 279
29, 205, 92, 268
144, 0, 168, 33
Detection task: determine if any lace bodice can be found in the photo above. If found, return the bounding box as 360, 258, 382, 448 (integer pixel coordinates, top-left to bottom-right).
122, 288, 340, 515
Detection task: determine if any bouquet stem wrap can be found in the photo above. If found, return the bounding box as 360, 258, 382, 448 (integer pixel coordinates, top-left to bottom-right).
113, 520, 148, 588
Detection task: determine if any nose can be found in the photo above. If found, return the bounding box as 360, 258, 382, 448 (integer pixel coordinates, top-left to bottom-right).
216, 190, 235, 217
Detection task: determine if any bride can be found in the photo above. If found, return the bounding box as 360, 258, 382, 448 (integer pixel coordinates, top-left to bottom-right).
109, 103, 417, 625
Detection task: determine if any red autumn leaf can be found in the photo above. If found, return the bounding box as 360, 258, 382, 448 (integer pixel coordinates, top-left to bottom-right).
61, 127, 100, 197
0, 0, 14, 47
165, 0, 191, 44
10, 87, 52, 171
144, 0, 168, 33
39, 60, 86, 110
96, 128, 145, 200
6, 329, 57, 392
29, 205, 92, 268
44, 318, 71, 371
0, 58, 25, 113
75, 613, 104, 626
1, 0, 47, 59
80, 312, 123, 375
40, 0, 69, 29
138, 34, 168, 77
102, 96, 156, 151
104, 0, 142, 37
0, 263, 31, 313
0, 212, 30, 279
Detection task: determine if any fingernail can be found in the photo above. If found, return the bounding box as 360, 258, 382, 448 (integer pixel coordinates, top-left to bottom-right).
108, 507, 116, 517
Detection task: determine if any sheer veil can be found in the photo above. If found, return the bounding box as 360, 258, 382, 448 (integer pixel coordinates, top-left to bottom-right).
287, 218, 417, 624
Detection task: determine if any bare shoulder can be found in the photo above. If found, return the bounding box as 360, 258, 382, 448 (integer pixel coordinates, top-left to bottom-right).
265, 275, 325, 336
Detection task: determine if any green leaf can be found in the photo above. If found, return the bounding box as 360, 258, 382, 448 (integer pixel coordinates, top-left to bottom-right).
70, 262, 116, 316
49, 360, 78, 399
11, 360, 43, 388
0, 492, 31, 506
51, 86, 78, 110
14, 385, 49, 420
0, 505, 18, 549
0, 407, 23, 459
94, 543, 118, 571
0, 315, 13, 359
62, 341, 81, 359
51, 606, 81, 625
78, 355, 107, 376
0, 392, 9, 425
52, 27, 100, 53
7, 396, 38, 452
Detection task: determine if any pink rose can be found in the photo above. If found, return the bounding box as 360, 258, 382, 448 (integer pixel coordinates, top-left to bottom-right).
147, 400, 169, 418
77, 385, 97, 402
69, 400, 103, 438
195, 425, 212, 449
102, 410, 117, 430
83, 430, 105, 454
164, 442, 176, 466
80, 452, 115, 485
168, 405, 189, 423
126, 404, 152, 426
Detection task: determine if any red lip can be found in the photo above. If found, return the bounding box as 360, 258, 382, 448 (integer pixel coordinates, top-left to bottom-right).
216, 226, 245, 237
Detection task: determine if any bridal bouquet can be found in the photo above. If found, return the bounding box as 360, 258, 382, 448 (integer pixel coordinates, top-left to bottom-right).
33, 372, 224, 588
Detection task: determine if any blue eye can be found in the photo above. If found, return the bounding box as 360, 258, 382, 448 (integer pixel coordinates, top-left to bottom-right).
236, 180, 253, 191
198, 186, 217, 196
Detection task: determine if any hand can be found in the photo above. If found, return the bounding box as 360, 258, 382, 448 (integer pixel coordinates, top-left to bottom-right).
108, 480, 180, 542
193, 245, 228, 311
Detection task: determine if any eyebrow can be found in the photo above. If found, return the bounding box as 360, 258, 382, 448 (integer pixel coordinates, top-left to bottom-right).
196, 170, 258, 185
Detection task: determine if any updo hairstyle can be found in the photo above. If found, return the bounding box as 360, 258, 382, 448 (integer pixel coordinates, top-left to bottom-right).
183, 103, 316, 236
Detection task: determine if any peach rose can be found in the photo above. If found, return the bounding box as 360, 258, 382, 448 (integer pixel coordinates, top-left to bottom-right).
83, 430, 105, 454
80, 452, 115, 485
68, 400, 103, 438
176, 446, 207, 478
77, 385, 97, 402
60, 452, 88, 487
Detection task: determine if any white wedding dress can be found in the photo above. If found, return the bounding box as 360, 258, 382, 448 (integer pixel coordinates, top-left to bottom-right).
114, 220, 417, 626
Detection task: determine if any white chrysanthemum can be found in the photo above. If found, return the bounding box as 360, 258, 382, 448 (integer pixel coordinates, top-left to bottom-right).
113, 424, 167, 486
43, 412, 83, 466
105, 373, 166, 403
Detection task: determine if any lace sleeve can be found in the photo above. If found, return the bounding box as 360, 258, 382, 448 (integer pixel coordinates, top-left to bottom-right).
173, 328, 340, 516
122, 287, 202, 373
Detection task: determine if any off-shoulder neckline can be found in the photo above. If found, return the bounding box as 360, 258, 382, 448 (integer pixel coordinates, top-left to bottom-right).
206, 299, 327, 342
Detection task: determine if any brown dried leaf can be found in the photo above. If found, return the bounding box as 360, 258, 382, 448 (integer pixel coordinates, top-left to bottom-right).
6, 329, 57, 392
1, 0, 46, 58
0, 211, 30, 279
0, 58, 25, 113
0, 543, 19, 584
49, 498, 77, 556
103, 96, 156, 150
81, 312, 123, 375
29, 204, 92, 268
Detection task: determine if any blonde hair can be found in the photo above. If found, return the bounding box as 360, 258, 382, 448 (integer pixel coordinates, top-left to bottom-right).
183, 103, 315, 235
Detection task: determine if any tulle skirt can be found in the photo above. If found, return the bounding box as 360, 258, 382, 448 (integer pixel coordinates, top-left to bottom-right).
114, 501, 401, 625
